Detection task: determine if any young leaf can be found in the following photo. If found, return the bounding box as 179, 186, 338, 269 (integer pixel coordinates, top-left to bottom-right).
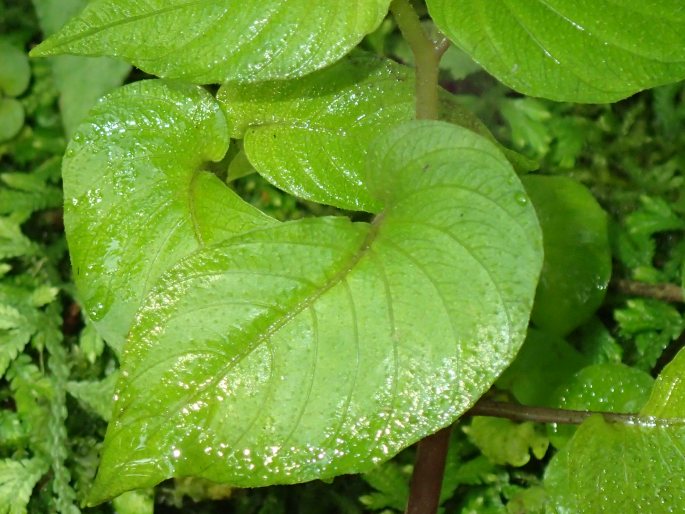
63, 80, 275, 351
545, 348, 685, 511
522, 175, 611, 337
87, 121, 542, 503
427, 0, 685, 102
30, 0, 391, 84
218, 52, 503, 212
465, 417, 548, 467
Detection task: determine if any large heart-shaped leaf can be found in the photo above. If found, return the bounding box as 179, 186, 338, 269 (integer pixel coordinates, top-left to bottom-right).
218, 52, 521, 212
545, 348, 685, 511
30, 0, 391, 84
87, 121, 542, 502
427, 0, 685, 102
63, 80, 274, 352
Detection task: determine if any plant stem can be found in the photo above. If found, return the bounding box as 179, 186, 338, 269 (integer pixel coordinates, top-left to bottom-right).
465, 398, 685, 427
612, 278, 684, 303
391, 3, 453, 514
390, 0, 446, 120
405, 426, 452, 514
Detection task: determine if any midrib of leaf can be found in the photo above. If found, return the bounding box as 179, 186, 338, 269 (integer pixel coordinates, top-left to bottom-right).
34, 0, 215, 53
187, 170, 204, 246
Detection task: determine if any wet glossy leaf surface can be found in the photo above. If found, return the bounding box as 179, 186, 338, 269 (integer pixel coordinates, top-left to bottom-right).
523, 175, 611, 337
63, 80, 274, 352
427, 0, 685, 102
548, 363, 653, 448
30, 0, 391, 84
545, 350, 685, 512
87, 121, 542, 502
218, 52, 500, 212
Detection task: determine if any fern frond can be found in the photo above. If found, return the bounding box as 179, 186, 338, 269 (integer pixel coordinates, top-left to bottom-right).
0, 457, 49, 514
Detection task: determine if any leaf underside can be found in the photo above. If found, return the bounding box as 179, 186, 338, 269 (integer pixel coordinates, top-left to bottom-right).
427, 0, 685, 102
30, 0, 392, 84
69, 82, 543, 503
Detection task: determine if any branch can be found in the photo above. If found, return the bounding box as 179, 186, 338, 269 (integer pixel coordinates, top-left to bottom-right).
612, 278, 684, 303
464, 398, 685, 427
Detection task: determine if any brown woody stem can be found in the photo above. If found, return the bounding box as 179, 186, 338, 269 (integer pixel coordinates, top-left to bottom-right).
613, 278, 684, 303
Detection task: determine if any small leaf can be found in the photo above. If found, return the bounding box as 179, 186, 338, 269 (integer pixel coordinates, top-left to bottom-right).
218, 52, 501, 211
427, 0, 685, 102
111, 489, 154, 514
63, 80, 275, 350
0, 98, 25, 143
545, 349, 685, 511
466, 417, 549, 467
0, 40, 30, 97
67, 372, 118, 421
360, 461, 409, 511
30, 0, 392, 84
29, 285, 59, 307
78, 322, 105, 364
547, 363, 654, 448
0, 458, 49, 514
87, 121, 542, 502
522, 175, 611, 337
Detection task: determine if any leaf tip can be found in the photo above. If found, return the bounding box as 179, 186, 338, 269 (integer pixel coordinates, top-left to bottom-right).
28, 41, 55, 58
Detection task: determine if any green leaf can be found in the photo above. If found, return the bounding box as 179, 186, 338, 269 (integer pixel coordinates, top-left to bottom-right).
87, 121, 542, 502
544, 349, 685, 511
78, 322, 105, 364
111, 489, 154, 514
615, 298, 684, 371
427, 0, 685, 102
0, 328, 32, 379
31, 0, 132, 137
63, 80, 275, 351
30, 0, 391, 84
466, 417, 548, 467
0, 98, 25, 143
0, 41, 30, 97
67, 372, 118, 421
0, 458, 48, 514
547, 363, 654, 448
522, 175, 611, 337
360, 461, 409, 511
0, 217, 36, 259
218, 52, 502, 211
625, 195, 685, 235
497, 328, 588, 407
